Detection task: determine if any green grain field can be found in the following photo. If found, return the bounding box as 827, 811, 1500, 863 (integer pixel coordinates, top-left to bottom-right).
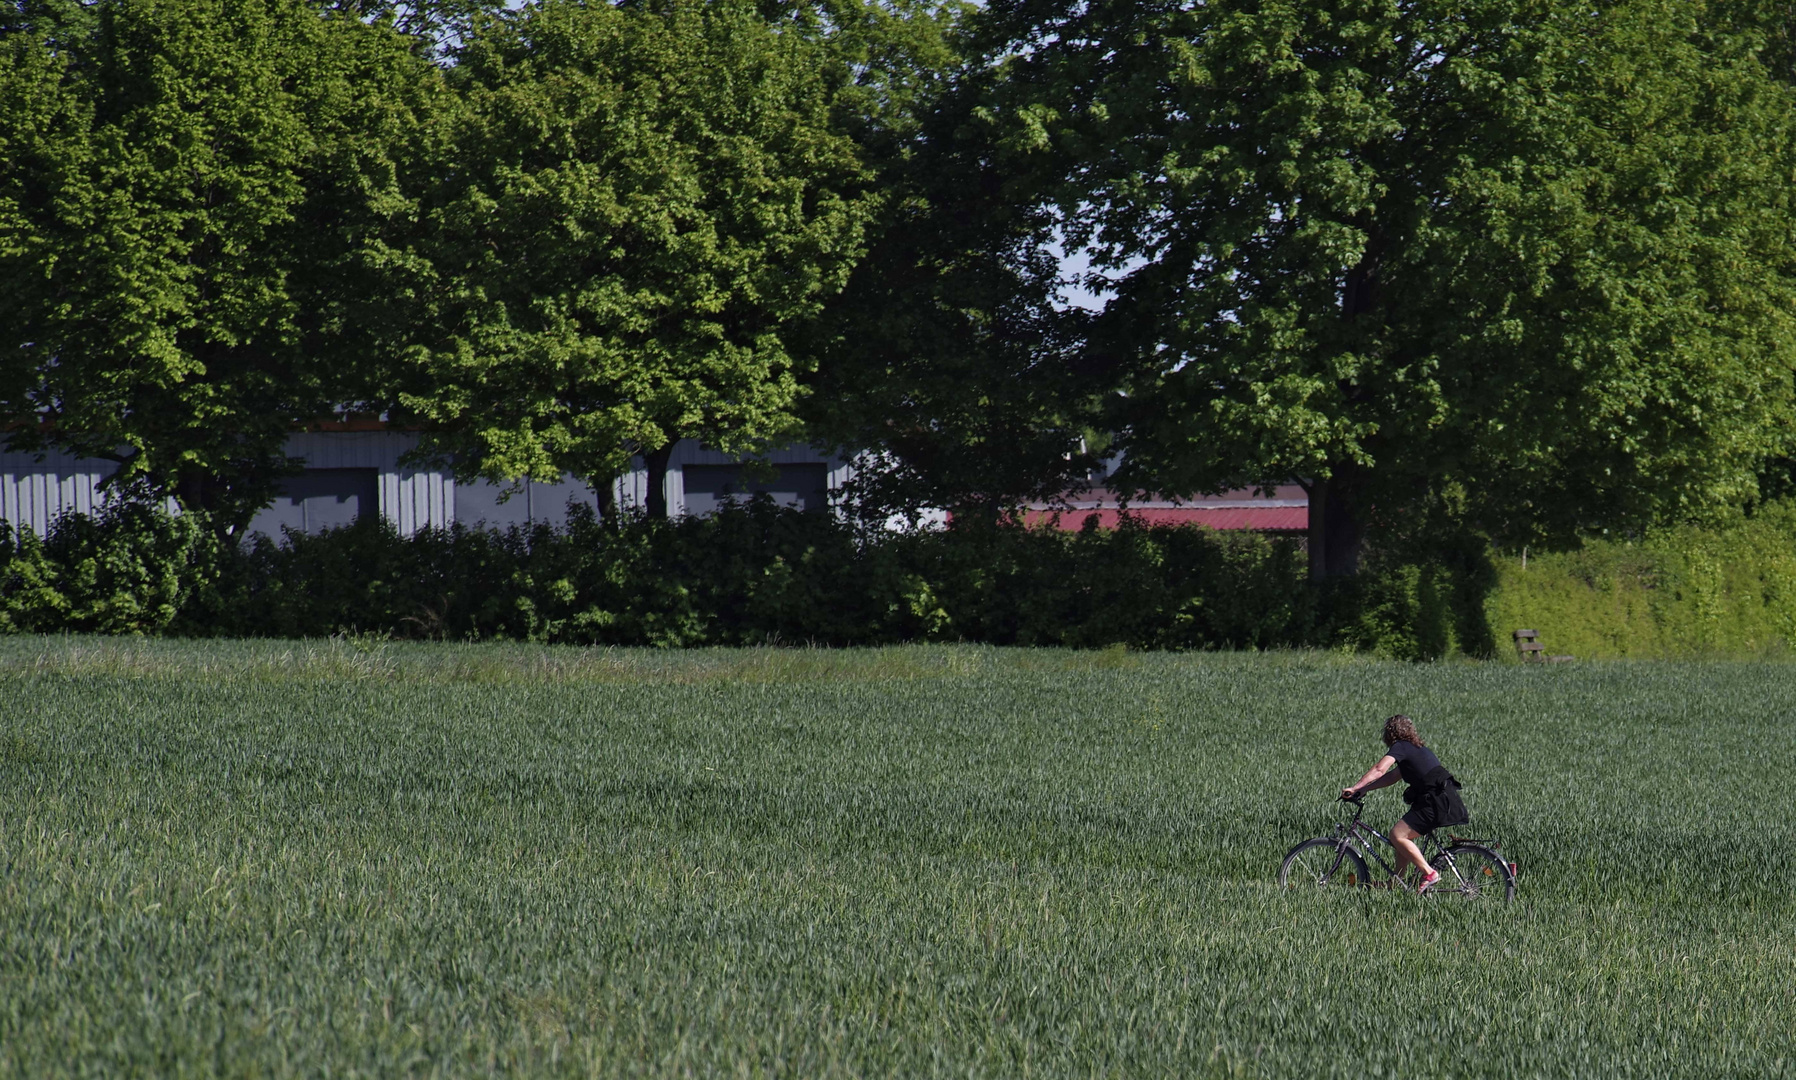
0, 638, 1791, 1077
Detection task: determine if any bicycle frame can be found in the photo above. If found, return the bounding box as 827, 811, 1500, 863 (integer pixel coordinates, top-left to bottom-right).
1330, 798, 1454, 887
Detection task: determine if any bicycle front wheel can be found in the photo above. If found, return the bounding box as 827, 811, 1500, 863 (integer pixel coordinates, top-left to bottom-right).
1429, 843, 1515, 902
1279, 838, 1371, 890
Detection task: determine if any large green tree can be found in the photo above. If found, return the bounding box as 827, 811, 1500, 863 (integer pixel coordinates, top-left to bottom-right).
795, 21, 1108, 522
392, 0, 878, 517
0, 0, 441, 533
790, 0, 1135, 523
977, 0, 1796, 575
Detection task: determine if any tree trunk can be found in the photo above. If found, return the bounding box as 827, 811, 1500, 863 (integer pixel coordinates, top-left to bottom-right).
1307, 466, 1365, 580
644, 440, 677, 520
595, 477, 619, 523
1307, 227, 1381, 580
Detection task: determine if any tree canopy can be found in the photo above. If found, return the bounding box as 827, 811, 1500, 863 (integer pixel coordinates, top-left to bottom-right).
386, 0, 880, 516
5, 0, 1796, 564
796, 23, 1106, 521
0, 0, 442, 532
972, 0, 1796, 573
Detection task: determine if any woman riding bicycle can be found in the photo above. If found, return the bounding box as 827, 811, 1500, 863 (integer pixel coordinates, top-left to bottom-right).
1341, 715, 1468, 893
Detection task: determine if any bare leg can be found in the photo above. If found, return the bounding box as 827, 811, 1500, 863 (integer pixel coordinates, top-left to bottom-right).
1391, 820, 1435, 883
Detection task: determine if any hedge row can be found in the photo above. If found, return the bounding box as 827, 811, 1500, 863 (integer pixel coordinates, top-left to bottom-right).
0, 499, 1491, 655
8, 498, 1792, 657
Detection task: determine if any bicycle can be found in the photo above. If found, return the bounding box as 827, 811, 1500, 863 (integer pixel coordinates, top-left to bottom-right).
1278, 794, 1517, 901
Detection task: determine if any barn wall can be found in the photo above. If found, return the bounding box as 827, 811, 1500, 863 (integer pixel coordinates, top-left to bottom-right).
453, 475, 599, 530
0, 447, 113, 536
0, 433, 850, 537
279, 432, 454, 536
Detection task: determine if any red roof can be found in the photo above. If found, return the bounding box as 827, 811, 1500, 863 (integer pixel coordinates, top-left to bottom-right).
1021, 486, 1308, 532
1024, 506, 1307, 531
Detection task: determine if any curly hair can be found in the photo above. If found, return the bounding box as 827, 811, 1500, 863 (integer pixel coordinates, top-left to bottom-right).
1382, 714, 1424, 748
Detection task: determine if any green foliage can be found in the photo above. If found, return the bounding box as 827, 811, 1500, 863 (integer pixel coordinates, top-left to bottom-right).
0, 0, 444, 531
8, 0, 1796, 572
1487, 505, 1796, 659
0, 502, 215, 633
0, 501, 1348, 647
1322, 524, 1501, 660
392, 0, 879, 489
176, 504, 1327, 648
903, 517, 1316, 649
976, 0, 1796, 569
1, 644, 1794, 1074
759, 0, 969, 158
323, 0, 507, 59
796, 11, 1105, 517
0, 500, 1524, 655
0, 0, 917, 524
12, 497, 1796, 659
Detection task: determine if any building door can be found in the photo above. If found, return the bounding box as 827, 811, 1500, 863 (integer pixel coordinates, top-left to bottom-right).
681, 463, 828, 515
250, 468, 379, 535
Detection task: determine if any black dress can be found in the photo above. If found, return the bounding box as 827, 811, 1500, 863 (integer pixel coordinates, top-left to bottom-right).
1388, 740, 1469, 834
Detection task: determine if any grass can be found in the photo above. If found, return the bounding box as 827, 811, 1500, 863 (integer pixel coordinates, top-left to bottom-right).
1, 637, 1792, 1077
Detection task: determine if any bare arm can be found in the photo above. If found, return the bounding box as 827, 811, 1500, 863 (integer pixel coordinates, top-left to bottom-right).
1342, 755, 1399, 799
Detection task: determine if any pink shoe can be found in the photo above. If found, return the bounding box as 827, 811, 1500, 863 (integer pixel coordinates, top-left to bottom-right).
1418, 870, 1442, 894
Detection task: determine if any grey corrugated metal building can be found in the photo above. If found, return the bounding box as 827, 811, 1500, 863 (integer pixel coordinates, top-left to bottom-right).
0, 429, 851, 537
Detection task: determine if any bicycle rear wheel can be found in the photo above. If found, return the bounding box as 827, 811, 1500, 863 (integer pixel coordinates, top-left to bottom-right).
1279, 838, 1371, 889
1429, 843, 1515, 902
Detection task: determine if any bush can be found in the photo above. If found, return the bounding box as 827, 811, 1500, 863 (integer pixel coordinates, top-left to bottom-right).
1484, 508, 1796, 659
2, 500, 1343, 648
0, 502, 215, 634
29, 495, 1792, 658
